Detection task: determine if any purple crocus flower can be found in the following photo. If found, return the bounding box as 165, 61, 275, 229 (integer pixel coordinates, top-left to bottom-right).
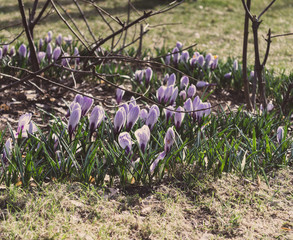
192, 96, 201, 120
205, 53, 213, 66
64, 35, 73, 45
114, 107, 126, 133
164, 85, 174, 104
233, 59, 238, 71
169, 86, 178, 105
163, 73, 169, 85
267, 101, 274, 112
139, 109, 148, 122
89, 106, 104, 133
39, 38, 44, 50
3, 45, 9, 56
2, 138, 12, 164
16, 113, 32, 136
74, 94, 83, 105
176, 41, 183, 49
249, 71, 254, 80
46, 43, 52, 60
210, 56, 218, 70
116, 86, 125, 104
134, 125, 150, 153
68, 103, 81, 138
174, 106, 185, 129
277, 126, 284, 144
164, 127, 175, 153
9, 46, 16, 57
184, 98, 193, 116
118, 132, 132, 154
134, 70, 144, 83
145, 67, 153, 85
189, 57, 197, 67
73, 47, 80, 65
197, 55, 204, 67
196, 81, 209, 88
61, 53, 70, 67
52, 47, 61, 61
180, 50, 189, 63
168, 73, 176, 86
56, 34, 62, 46
196, 102, 211, 122
126, 105, 140, 131
165, 53, 171, 65
150, 151, 166, 173
187, 84, 196, 99
156, 86, 166, 103
120, 103, 129, 115
150, 105, 160, 117
164, 106, 174, 122
81, 96, 93, 117
224, 72, 232, 79
45, 31, 53, 43
172, 47, 180, 64
179, 90, 187, 101
37, 51, 46, 63
18, 44, 27, 58
180, 76, 189, 90
146, 108, 158, 130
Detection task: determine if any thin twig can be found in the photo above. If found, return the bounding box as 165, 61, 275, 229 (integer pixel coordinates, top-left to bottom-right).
241, 0, 253, 21
0, 31, 24, 46
271, 32, 293, 39
262, 28, 272, 67
258, 0, 276, 20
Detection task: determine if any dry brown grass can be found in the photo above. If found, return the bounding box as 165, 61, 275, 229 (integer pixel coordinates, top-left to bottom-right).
1, 168, 292, 239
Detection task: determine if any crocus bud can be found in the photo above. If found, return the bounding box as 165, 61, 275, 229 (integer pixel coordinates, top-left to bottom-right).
120, 103, 129, 115
52, 134, 59, 152
37, 51, 46, 63
168, 73, 176, 86
126, 105, 140, 131
17, 113, 32, 136
46, 43, 52, 60
156, 86, 166, 103
28, 121, 37, 135
139, 109, 148, 122
145, 67, 153, 85
9, 46, 16, 56
146, 108, 158, 130
267, 101, 274, 112
184, 98, 193, 116
224, 72, 232, 79
64, 35, 73, 45
174, 106, 185, 129
169, 86, 178, 105
150, 104, 160, 117
2, 138, 12, 164
73, 47, 80, 65
61, 53, 70, 67
39, 38, 44, 50
116, 86, 125, 104
189, 57, 197, 67
164, 127, 175, 153
277, 126, 284, 144
45, 31, 53, 43
150, 151, 166, 173
163, 73, 169, 85
56, 34, 62, 46
192, 96, 201, 120
3, 45, 9, 56
196, 81, 209, 88
180, 76, 189, 90
165, 53, 171, 65
52, 47, 61, 61
114, 107, 126, 133
118, 132, 132, 154
180, 50, 189, 63
205, 53, 213, 67
81, 96, 93, 117
196, 102, 211, 122
74, 94, 83, 105
134, 125, 150, 153
233, 59, 238, 71
172, 47, 180, 64
164, 85, 174, 104
134, 70, 144, 83
187, 84, 196, 99
197, 55, 204, 67
68, 103, 81, 138
164, 106, 174, 122
179, 90, 187, 101
89, 106, 104, 133
176, 41, 183, 49
18, 44, 27, 58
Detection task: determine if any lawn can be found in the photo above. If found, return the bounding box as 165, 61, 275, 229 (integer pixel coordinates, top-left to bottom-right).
0, 0, 293, 71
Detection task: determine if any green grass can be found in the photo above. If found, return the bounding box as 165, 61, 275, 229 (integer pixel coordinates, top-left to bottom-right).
0, 0, 293, 72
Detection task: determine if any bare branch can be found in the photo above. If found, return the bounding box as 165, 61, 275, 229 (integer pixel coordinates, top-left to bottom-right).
258, 0, 276, 20
0, 30, 24, 45
241, 0, 253, 21
271, 32, 293, 39
262, 28, 272, 67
